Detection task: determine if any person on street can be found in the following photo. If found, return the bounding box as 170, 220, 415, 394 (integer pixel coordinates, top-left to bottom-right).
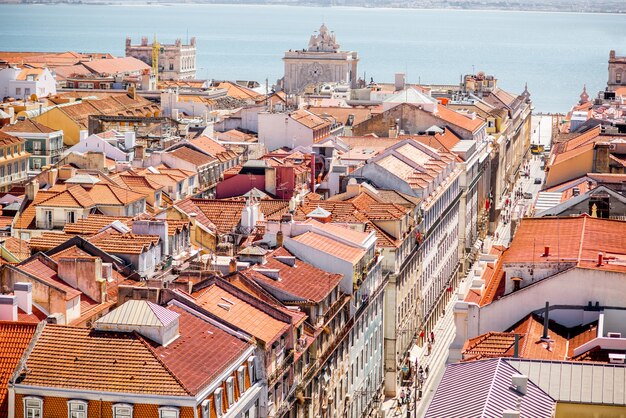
430, 331, 435, 343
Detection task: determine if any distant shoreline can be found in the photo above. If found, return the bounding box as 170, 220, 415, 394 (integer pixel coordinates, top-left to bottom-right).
2, 1, 625, 15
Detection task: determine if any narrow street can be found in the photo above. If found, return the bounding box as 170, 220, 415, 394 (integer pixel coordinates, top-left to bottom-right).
380, 115, 552, 417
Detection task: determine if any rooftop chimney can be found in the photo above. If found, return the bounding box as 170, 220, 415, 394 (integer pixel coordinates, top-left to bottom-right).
79, 130, 88, 142
0, 295, 18, 321
502, 412, 520, 418
513, 333, 519, 358
25, 180, 39, 201
511, 374, 528, 395
394, 73, 406, 92
543, 246, 550, 257
14, 282, 32, 315
229, 257, 237, 273
598, 252, 604, 267
542, 301, 550, 340
276, 230, 284, 248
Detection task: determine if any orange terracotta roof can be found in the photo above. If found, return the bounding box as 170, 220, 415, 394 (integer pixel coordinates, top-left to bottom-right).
19, 325, 189, 396
194, 284, 289, 344
28, 233, 73, 252
290, 109, 332, 130
64, 214, 133, 235
307, 106, 372, 126
290, 231, 365, 263
19, 256, 81, 300
14, 191, 58, 230
216, 81, 262, 101
146, 305, 250, 395
36, 185, 95, 209
436, 105, 485, 133
81, 56, 150, 75
189, 135, 227, 156
243, 247, 343, 303
0, 321, 39, 416
1, 119, 56, 134
87, 183, 145, 206
0, 131, 23, 147
169, 146, 217, 167
1, 237, 30, 260
462, 314, 599, 362
89, 230, 160, 255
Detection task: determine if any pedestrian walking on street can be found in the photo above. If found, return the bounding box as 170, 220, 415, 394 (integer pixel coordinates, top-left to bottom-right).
427, 342, 432, 355
425, 365, 430, 378
430, 331, 435, 344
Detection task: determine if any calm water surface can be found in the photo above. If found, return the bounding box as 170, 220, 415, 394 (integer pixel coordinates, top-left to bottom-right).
1, 4, 626, 112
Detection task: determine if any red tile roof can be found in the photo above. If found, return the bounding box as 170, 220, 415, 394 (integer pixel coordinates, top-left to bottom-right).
146, 305, 250, 395
242, 247, 343, 303
0, 321, 39, 416
169, 146, 217, 167
290, 231, 365, 263
19, 325, 189, 396
1, 119, 56, 134
193, 284, 289, 344
19, 256, 81, 300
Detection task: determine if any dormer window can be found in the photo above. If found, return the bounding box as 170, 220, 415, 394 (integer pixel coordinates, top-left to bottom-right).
24, 396, 43, 418
112, 403, 133, 418
68, 400, 87, 418
158, 406, 179, 418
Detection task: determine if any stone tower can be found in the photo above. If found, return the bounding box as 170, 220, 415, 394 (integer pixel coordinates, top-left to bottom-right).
608, 50, 626, 92
280, 24, 358, 94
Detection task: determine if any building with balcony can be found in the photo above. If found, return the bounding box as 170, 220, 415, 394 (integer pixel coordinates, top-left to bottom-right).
9, 299, 261, 418
348, 139, 463, 356
265, 220, 385, 418
1, 119, 63, 171
229, 246, 348, 418
0, 131, 30, 192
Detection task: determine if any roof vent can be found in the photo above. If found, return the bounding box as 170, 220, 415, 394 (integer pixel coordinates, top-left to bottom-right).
502, 411, 520, 418
510, 374, 528, 395
572, 187, 580, 196
253, 268, 281, 281
274, 255, 296, 267
95, 300, 180, 347
609, 353, 625, 364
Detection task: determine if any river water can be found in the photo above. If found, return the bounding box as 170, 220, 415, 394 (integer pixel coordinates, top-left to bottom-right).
1, 4, 626, 112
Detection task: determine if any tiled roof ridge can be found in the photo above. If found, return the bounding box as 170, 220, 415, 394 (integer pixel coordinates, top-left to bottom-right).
134, 330, 193, 396
8, 320, 46, 384
213, 277, 293, 325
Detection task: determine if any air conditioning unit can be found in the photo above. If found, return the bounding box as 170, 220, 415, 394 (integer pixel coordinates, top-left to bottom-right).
609, 353, 626, 364
607, 332, 622, 338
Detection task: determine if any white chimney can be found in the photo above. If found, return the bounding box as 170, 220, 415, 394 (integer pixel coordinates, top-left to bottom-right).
14, 282, 32, 315
0, 295, 18, 321
124, 131, 136, 149
511, 374, 528, 395
395, 73, 406, 91
79, 130, 88, 142
171, 109, 179, 120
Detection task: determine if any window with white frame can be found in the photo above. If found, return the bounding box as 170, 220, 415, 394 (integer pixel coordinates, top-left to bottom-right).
226, 376, 235, 407
158, 406, 179, 418
214, 388, 224, 417
67, 400, 87, 418
201, 399, 212, 418
66, 211, 76, 223
24, 396, 43, 418
237, 365, 246, 395
112, 403, 133, 418
247, 356, 256, 384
